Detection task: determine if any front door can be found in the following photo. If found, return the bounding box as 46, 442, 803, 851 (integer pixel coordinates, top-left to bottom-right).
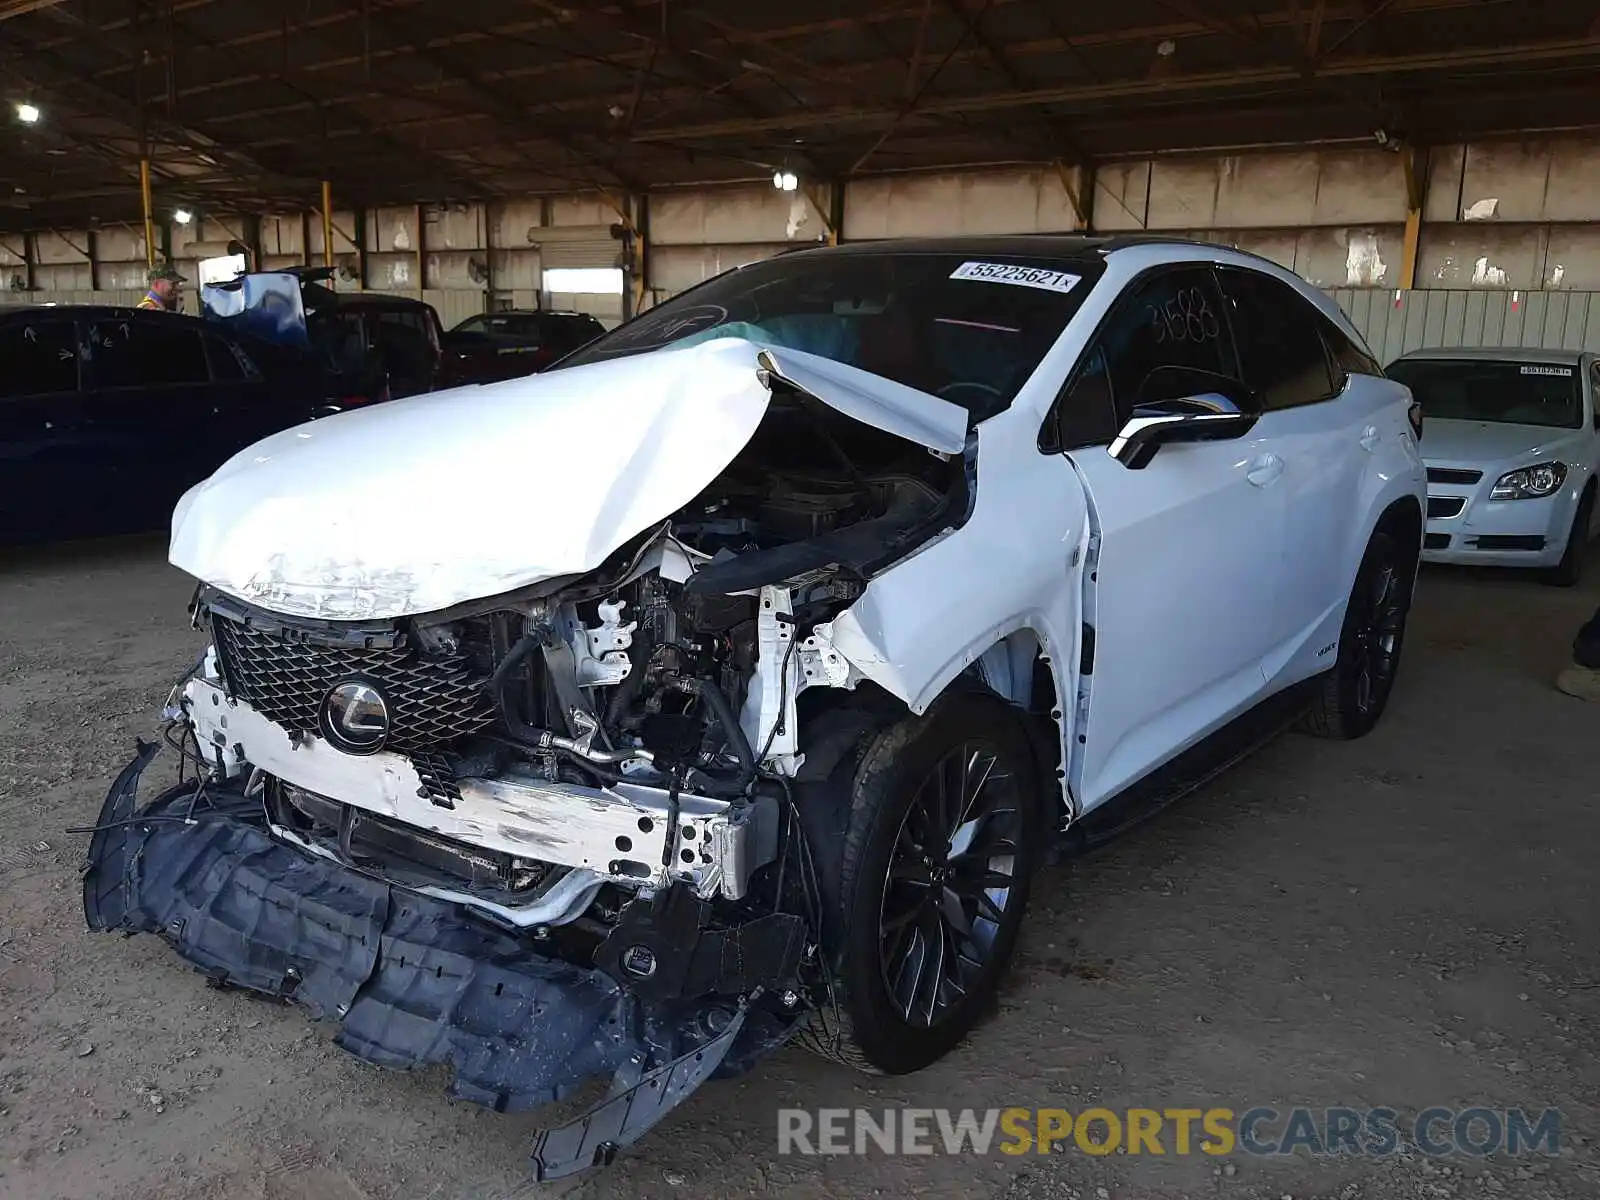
82, 314, 216, 530
1060, 265, 1286, 811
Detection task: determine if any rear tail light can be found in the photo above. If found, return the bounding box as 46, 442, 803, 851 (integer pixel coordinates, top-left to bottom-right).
1407, 400, 1424, 441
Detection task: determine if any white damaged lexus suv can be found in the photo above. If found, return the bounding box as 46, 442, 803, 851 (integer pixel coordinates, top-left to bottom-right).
83, 236, 1426, 1178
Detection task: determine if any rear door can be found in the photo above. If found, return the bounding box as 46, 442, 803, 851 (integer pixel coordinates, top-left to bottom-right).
374, 306, 440, 396
200, 330, 303, 458
82, 314, 215, 528
0, 316, 92, 541
1060, 264, 1287, 811
1215, 266, 1379, 683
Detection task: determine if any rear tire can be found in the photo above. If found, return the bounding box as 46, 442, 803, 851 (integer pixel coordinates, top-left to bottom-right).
1544, 485, 1594, 588
795, 690, 1046, 1075
1299, 529, 1417, 740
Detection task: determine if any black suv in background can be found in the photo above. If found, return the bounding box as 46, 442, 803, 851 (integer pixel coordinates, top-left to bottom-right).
0, 305, 329, 544
308, 290, 445, 402
440, 309, 606, 384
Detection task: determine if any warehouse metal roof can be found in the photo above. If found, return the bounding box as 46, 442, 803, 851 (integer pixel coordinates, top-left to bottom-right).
2, 0, 1599, 229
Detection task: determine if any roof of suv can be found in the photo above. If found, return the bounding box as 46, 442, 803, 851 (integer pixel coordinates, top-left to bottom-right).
461, 309, 600, 321
0, 304, 219, 330
329, 293, 435, 312
776, 234, 1222, 262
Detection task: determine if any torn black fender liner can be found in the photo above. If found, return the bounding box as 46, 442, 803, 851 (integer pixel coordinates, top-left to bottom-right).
82, 749, 796, 1169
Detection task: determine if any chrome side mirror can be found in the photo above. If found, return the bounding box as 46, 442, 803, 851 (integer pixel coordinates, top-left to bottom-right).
1109, 394, 1259, 469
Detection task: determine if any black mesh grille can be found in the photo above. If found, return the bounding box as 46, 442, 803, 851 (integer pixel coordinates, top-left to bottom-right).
1427, 467, 1482, 485
212, 613, 496, 756
412, 752, 465, 809
1427, 496, 1465, 519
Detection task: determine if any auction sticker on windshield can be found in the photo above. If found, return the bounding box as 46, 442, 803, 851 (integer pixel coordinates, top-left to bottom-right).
1521, 365, 1573, 377
949, 261, 1082, 293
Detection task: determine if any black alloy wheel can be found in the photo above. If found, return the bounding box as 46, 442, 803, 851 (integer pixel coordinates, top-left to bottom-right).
795, 690, 1045, 1075
1300, 528, 1417, 740
1350, 554, 1407, 718
878, 740, 1024, 1029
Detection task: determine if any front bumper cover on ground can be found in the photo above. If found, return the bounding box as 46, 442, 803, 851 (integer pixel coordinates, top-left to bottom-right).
81, 744, 798, 1180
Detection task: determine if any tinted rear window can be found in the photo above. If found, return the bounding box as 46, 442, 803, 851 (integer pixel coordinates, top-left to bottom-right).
1386, 359, 1581, 429
558, 252, 1103, 420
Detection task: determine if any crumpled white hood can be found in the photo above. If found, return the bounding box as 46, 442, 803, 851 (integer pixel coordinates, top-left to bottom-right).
169, 336, 966, 621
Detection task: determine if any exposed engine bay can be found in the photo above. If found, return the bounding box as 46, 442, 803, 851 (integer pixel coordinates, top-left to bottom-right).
178, 386, 967, 923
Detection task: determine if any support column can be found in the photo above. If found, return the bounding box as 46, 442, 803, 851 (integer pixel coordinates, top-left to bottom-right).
352, 207, 368, 290
1055, 160, 1096, 232
1399, 145, 1427, 291
321, 180, 335, 269
243, 214, 263, 272
415, 204, 426, 294
139, 158, 156, 268
630, 193, 649, 317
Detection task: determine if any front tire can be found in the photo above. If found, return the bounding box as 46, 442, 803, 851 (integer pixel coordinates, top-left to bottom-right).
797, 691, 1046, 1075
1299, 529, 1417, 740
1544, 485, 1594, 588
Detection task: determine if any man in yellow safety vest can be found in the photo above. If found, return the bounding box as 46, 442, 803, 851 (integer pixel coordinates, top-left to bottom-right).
136, 263, 186, 312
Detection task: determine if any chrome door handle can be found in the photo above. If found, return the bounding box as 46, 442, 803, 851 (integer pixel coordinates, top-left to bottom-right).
1360, 424, 1380, 451
1247, 453, 1285, 487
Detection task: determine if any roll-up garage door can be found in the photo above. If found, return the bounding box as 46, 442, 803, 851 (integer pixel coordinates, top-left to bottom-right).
532, 225, 619, 269
532, 225, 624, 324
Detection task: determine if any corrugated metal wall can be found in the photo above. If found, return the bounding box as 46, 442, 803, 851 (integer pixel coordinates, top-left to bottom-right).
1331, 289, 1600, 363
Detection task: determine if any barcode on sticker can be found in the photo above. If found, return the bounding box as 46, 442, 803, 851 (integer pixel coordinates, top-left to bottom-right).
1521, 365, 1573, 377
949, 261, 1081, 293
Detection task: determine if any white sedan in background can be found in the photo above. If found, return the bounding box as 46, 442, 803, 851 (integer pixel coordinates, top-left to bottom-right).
1388, 347, 1600, 585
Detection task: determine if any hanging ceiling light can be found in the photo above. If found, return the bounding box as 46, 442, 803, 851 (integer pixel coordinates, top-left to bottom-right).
16, 102, 41, 124
772, 170, 799, 192
173, 207, 194, 225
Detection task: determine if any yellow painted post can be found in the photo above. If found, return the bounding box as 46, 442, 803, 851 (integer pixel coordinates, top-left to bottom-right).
140, 158, 156, 269
1399, 207, 1422, 291
1399, 146, 1425, 291
321, 180, 335, 269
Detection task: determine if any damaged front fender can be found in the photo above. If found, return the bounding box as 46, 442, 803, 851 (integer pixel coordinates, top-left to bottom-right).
82, 748, 797, 1178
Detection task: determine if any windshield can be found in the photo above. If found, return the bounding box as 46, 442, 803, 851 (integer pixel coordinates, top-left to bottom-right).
1387, 358, 1582, 429
558, 251, 1103, 420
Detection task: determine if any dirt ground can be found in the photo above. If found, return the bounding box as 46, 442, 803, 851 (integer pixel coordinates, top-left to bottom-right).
1, 535, 1597, 1200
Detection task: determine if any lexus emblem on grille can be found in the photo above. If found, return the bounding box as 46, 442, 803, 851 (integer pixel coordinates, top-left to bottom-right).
319, 679, 390, 755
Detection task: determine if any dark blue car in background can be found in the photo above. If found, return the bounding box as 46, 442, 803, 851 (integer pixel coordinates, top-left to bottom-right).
0, 304, 329, 545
